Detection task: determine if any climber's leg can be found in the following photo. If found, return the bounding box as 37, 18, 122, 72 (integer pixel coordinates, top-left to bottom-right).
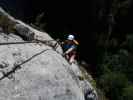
69, 54, 76, 64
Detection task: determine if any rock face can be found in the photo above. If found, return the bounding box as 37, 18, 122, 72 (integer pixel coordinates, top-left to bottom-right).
0, 7, 98, 100
0, 32, 85, 100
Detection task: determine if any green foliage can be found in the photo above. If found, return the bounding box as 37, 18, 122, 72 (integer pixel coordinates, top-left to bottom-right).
97, 89, 109, 100
124, 34, 133, 51
79, 66, 97, 89
96, 37, 133, 99
122, 85, 133, 100
98, 72, 128, 100
102, 50, 128, 72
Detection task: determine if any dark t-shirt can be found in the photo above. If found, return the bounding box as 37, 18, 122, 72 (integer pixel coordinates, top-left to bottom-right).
62, 40, 77, 52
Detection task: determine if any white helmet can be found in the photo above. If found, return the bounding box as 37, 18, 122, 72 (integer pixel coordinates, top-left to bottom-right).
67, 34, 75, 40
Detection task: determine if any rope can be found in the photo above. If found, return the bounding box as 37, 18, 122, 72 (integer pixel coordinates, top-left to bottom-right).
0, 38, 64, 81
0, 39, 62, 54
0, 48, 51, 80
0, 38, 62, 81
0, 41, 38, 45
0, 39, 55, 45
0, 39, 62, 55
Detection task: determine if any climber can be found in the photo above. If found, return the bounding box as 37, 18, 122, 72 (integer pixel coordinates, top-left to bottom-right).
62, 34, 79, 64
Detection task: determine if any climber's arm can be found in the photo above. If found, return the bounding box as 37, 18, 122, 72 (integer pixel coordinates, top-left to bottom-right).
65, 47, 74, 54
64, 45, 76, 55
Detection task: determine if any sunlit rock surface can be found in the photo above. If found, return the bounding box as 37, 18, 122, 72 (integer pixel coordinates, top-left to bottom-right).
0, 7, 98, 100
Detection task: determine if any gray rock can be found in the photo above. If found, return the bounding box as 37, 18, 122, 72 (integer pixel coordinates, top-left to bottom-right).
0, 7, 63, 54
0, 7, 98, 100
14, 24, 35, 41
70, 64, 98, 100
0, 33, 84, 100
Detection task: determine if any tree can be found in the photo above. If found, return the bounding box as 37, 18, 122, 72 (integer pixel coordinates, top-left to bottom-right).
122, 85, 133, 100
98, 72, 128, 100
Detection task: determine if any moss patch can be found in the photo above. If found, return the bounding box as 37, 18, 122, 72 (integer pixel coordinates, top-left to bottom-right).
0, 14, 16, 33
